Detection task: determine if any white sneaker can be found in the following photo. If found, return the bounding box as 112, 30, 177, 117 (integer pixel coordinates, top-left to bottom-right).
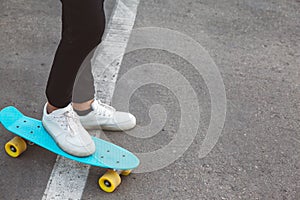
42, 103, 95, 157
79, 100, 136, 131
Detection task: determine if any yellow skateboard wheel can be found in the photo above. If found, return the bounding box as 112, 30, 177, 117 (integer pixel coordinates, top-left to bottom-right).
99, 170, 121, 193
121, 169, 132, 176
5, 136, 27, 158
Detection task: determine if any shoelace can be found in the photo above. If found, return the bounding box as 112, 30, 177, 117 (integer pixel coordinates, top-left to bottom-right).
94, 100, 115, 118
53, 109, 80, 136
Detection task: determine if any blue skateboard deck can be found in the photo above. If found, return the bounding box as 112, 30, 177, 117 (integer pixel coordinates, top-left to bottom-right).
0, 106, 139, 170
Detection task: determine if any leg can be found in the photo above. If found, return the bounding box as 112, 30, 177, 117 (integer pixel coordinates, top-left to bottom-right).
42, 0, 106, 156
72, 48, 99, 107
46, 0, 105, 109
47, 0, 136, 131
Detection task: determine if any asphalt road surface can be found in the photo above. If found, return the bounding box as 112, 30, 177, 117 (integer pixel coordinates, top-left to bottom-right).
0, 0, 299, 199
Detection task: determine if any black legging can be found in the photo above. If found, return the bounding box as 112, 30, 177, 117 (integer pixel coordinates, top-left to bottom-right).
46, 0, 106, 108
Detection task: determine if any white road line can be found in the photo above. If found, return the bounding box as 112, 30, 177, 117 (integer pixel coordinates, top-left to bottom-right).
42, 0, 140, 199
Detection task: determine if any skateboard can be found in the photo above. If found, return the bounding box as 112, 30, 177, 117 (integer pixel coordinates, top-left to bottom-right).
0, 106, 139, 193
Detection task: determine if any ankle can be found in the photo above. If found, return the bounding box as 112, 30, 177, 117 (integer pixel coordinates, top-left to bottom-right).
47, 102, 59, 114
72, 99, 94, 111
